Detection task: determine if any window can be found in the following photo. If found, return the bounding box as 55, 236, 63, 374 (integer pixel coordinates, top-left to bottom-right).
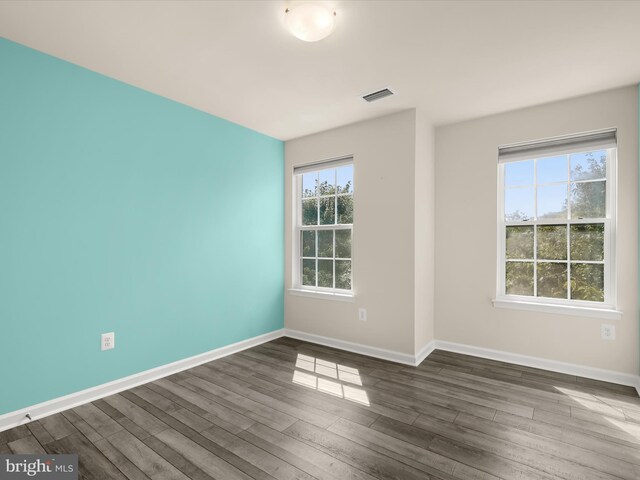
293, 157, 353, 295
496, 130, 617, 312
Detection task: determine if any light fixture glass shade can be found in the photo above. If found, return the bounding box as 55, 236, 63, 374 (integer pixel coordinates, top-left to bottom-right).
286, 3, 336, 42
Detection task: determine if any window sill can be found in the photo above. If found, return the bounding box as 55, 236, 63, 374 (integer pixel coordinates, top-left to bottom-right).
492, 298, 622, 320
289, 288, 355, 303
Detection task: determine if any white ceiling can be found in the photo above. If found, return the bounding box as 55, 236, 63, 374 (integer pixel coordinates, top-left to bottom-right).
1, 1, 639, 140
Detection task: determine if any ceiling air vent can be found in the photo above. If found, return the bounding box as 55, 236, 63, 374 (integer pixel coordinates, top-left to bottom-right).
362, 88, 395, 102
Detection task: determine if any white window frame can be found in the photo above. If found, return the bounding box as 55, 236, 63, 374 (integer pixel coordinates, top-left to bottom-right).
494, 133, 620, 319
291, 156, 354, 301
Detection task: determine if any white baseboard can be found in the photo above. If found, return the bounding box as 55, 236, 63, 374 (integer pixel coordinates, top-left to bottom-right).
3, 328, 637, 434
433, 340, 640, 395
282, 330, 639, 395
284, 328, 423, 366
0, 329, 285, 433
415, 340, 437, 366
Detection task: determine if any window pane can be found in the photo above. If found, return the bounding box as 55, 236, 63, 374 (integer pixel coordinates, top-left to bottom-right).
302, 259, 316, 286
570, 180, 605, 218
506, 226, 533, 259
505, 187, 534, 221
505, 160, 533, 187
302, 198, 318, 225
318, 259, 333, 288
570, 224, 604, 261
571, 263, 604, 302
571, 151, 606, 181
337, 165, 354, 194
537, 184, 567, 219
335, 260, 351, 290
318, 230, 333, 258
337, 195, 353, 224
301, 230, 315, 257
319, 168, 335, 195
302, 173, 317, 198
335, 229, 351, 258
537, 155, 567, 184
537, 262, 567, 299
320, 197, 335, 225
500, 146, 611, 303
505, 262, 533, 296
537, 225, 567, 260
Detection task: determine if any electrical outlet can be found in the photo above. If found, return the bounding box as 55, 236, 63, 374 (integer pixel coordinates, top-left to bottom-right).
358, 308, 367, 321
101, 332, 115, 351
601, 324, 615, 341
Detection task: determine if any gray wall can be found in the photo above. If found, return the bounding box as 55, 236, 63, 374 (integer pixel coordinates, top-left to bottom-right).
285, 110, 435, 355
435, 86, 638, 375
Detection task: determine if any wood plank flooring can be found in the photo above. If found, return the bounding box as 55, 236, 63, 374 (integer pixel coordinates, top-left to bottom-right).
3, 337, 640, 480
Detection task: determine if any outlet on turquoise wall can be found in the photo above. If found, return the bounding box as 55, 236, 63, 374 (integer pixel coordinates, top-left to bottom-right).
0, 39, 284, 415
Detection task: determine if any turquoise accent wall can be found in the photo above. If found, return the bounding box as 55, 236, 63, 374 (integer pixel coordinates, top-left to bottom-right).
0, 39, 284, 415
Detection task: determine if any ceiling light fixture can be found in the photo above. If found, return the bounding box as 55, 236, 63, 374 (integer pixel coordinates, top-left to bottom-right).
285, 3, 336, 42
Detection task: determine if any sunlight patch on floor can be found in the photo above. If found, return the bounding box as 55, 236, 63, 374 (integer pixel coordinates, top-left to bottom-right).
604, 417, 640, 439
292, 354, 370, 406
554, 386, 640, 439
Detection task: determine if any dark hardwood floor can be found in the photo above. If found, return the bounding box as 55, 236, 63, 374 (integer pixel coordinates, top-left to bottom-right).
2, 337, 640, 479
